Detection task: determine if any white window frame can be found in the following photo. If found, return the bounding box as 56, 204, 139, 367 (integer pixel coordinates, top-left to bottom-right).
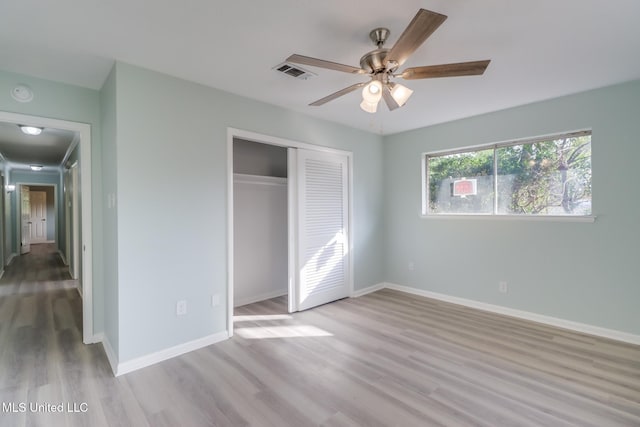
421, 130, 595, 222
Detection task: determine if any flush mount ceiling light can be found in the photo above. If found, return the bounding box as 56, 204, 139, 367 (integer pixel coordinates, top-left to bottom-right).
30, 165, 43, 171
285, 8, 491, 113
20, 125, 43, 135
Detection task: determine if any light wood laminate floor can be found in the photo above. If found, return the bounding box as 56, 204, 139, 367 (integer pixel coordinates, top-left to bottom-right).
1, 246, 639, 426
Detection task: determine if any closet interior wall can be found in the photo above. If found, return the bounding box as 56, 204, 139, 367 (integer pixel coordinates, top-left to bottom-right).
233, 139, 288, 307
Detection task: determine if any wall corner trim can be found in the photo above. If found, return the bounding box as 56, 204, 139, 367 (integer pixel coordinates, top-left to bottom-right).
99, 334, 118, 376
351, 283, 386, 298
57, 250, 68, 266
113, 331, 230, 377
382, 283, 640, 346
85, 331, 102, 345
235, 290, 288, 308
6, 253, 17, 266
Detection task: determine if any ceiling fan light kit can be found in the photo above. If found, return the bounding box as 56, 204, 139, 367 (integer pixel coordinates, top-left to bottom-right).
389, 82, 413, 107
360, 99, 379, 113
362, 80, 382, 101
360, 81, 382, 113
359, 79, 412, 114
286, 8, 491, 113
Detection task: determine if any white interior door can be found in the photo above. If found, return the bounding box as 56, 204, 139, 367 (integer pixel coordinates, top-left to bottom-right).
29, 191, 47, 243
20, 185, 31, 254
295, 149, 350, 311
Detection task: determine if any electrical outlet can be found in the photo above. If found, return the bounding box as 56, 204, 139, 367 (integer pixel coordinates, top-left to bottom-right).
408, 261, 415, 271
176, 300, 187, 316
499, 281, 508, 293
211, 294, 220, 307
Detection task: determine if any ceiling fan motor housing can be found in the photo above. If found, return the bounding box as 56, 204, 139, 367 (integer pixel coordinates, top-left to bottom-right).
369, 27, 390, 46
361, 27, 399, 74
360, 48, 390, 74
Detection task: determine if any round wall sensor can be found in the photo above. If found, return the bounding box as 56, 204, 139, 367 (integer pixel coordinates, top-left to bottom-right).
11, 84, 34, 103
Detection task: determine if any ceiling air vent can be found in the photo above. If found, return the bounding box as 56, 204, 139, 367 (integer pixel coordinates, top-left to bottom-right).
273, 62, 316, 80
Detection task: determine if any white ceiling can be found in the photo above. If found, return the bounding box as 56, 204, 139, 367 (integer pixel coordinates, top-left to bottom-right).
1, 0, 640, 135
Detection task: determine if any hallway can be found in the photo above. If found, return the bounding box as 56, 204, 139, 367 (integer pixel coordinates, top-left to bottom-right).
0, 243, 105, 427
0, 243, 74, 296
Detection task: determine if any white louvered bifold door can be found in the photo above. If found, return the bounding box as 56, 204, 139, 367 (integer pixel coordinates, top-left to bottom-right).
296, 149, 350, 311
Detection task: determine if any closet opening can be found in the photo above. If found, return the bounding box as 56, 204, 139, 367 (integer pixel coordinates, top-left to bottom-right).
227, 128, 353, 337
232, 138, 289, 309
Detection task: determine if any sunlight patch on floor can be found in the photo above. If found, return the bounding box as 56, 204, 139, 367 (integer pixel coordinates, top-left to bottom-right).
235, 325, 333, 339
234, 314, 293, 322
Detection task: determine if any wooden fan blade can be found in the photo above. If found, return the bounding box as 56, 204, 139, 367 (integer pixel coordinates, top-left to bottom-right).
309, 82, 367, 106
287, 54, 367, 74
401, 60, 491, 80
382, 85, 400, 111
385, 9, 447, 68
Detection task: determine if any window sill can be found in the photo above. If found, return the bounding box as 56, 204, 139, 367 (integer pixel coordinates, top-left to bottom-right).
421, 214, 596, 223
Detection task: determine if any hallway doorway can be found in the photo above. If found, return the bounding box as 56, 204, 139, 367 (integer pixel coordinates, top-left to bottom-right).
0, 111, 94, 344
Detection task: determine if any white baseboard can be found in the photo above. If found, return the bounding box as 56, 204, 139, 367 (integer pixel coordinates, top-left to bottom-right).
6, 253, 17, 265
58, 250, 68, 265
100, 334, 119, 376
383, 283, 640, 346
88, 332, 104, 345
351, 283, 386, 298
96, 282, 638, 377
115, 331, 229, 377
235, 289, 287, 307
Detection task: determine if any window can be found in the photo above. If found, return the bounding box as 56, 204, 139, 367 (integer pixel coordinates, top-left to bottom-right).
424, 131, 592, 217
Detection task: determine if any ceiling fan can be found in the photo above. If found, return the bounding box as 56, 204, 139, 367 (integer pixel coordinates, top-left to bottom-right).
286, 8, 491, 113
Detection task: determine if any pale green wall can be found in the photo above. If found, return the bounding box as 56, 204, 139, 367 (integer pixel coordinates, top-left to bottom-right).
383, 80, 640, 335
0, 69, 104, 333
112, 62, 384, 362
100, 66, 119, 356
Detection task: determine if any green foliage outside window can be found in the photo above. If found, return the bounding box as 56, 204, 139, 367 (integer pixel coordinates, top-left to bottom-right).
426, 133, 592, 215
